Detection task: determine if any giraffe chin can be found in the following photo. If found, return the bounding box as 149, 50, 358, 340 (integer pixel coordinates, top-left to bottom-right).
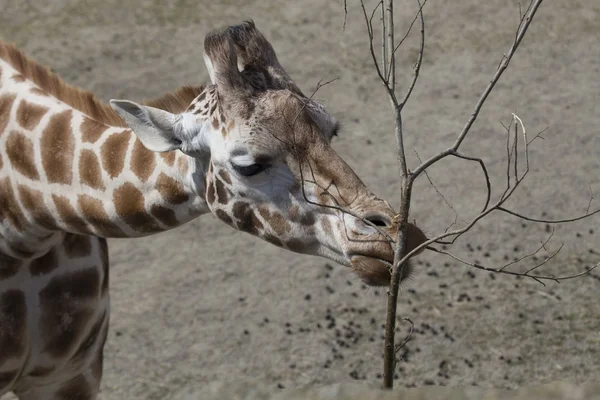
349, 256, 414, 287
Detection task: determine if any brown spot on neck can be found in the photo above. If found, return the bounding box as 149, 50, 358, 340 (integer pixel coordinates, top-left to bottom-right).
41, 110, 75, 184
17, 185, 53, 229
52, 194, 90, 234
16, 99, 48, 130
81, 117, 108, 144
6, 130, 40, 180
150, 205, 179, 227
101, 130, 131, 179
63, 234, 92, 258
0, 177, 26, 230
29, 247, 59, 276
0, 94, 16, 137
79, 149, 105, 190
156, 173, 189, 205
77, 194, 126, 237
258, 205, 289, 236
131, 138, 156, 182
160, 151, 176, 167
232, 202, 263, 235
113, 182, 161, 233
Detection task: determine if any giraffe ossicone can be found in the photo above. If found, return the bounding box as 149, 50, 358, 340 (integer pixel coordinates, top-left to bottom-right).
0, 20, 427, 399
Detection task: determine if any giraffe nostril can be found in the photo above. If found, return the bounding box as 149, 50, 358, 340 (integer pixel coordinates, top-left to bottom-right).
364, 213, 392, 228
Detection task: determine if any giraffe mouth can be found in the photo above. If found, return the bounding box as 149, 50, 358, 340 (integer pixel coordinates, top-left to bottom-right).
348, 254, 394, 286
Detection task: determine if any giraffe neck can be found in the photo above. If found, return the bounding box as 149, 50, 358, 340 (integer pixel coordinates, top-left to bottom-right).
0, 58, 209, 259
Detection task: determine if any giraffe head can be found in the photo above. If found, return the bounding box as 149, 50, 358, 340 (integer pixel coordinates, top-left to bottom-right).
110, 21, 427, 286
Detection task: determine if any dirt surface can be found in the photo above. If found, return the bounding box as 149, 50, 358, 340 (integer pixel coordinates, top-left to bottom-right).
1, 0, 599, 399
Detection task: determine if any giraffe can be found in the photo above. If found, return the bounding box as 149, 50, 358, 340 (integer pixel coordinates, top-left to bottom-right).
0, 21, 427, 399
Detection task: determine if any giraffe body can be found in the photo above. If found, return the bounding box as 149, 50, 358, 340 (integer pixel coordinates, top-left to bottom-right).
0, 21, 427, 398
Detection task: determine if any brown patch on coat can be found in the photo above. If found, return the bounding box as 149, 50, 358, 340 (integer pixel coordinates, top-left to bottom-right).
131, 139, 156, 182
0, 253, 21, 279
101, 130, 130, 179
156, 173, 189, 205
232, 202, 263, 235
286, 239, 305, 253
16, 99, 48, 130
258, 205, 289, 236
0, 177, 25, 230
56, 374, 93, 400
11, 73, 25, 82
214, 178, 229, 204
0, 289, 27, 360
113, 183, 161, 233
39, 268, 100, 358
18, 185, 53, 229
0, 94, 16, 137
52, 194, 90, 234
288, 204, 315, 226
206, 181, 216, 204
79, 149, 105, 190
41, 110, 75, 184
150, 205, 179, 227
160, 151, 177, 167
6, 130, 40, 180
70, 309, 107, 368
28, 247, 59, 276
81, 117, 108, 144
214, 209, 233, 226
176, 154, 189, 175
217, 169, 232, 185
63, 234, 92, 258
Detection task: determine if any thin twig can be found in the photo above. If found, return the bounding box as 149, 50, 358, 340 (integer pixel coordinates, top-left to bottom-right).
428, 246, 598, 286
410, 0, 545, 180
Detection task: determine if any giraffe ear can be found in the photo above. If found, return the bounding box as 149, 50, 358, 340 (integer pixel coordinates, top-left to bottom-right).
110, 100, 182, 152
203, 26, 248, 92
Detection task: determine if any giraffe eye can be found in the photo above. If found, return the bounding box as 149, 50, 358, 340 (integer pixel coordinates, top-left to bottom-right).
232, 163, 268, 177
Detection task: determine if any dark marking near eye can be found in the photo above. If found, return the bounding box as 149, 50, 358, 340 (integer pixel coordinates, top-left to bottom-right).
218, 170, 232, 185
215, 178, 229, 204
232, 202, 263, 235
206, 182, 216, 204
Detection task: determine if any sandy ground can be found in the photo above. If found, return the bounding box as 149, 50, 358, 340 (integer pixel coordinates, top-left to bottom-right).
1, 0, 599, 398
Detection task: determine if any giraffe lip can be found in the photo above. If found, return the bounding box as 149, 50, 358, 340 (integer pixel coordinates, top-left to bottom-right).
349, 253, 393, 266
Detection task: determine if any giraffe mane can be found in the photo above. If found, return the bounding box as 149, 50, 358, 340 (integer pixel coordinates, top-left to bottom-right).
142, 85, 205, 114
0, 40, 204, 126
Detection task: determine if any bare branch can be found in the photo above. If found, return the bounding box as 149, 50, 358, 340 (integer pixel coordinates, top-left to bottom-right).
398, 0, 426, 111
497, 206, 600, 224
410, 0, 544, 180
451, 152, 492, 213
427, 246, 598, 287
413, 149, 460, 218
